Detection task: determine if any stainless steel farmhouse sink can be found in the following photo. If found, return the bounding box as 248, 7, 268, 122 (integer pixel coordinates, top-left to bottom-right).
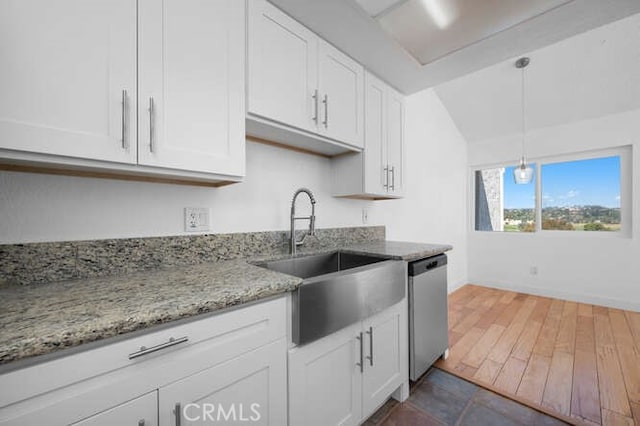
254, 252, 405, 345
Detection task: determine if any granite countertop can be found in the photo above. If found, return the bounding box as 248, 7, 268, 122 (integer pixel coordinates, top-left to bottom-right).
343, 240, 452, 262
0, 260, 301, 366
0, 240, 451, 367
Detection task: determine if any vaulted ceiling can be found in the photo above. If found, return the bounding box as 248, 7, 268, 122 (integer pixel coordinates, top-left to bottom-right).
271, 0, 640, 94
435, 12, 640, 143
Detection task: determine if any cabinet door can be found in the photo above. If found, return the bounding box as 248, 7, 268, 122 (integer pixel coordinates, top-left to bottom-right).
158, 338, 287, 426
0, 391, 157, 426
362, 303, 405, 418
288, 323, 362, 426
363, 72, 388, 196
317, 41, 364, 148
138, 0, 245, 176
0, 0, 136, 164
248, 0, 318, 133
386, 89, 404, 196
72, 392, 157, 426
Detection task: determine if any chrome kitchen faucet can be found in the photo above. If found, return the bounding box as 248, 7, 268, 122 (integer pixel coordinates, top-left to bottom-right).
290, 188, 316, 255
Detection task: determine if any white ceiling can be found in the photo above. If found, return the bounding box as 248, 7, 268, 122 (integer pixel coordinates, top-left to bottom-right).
270, 0, 640, 94
435, 12, 640, 143
363, 0, 573, 66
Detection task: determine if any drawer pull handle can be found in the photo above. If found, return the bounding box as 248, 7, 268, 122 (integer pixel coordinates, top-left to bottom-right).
128, 336, 188, 360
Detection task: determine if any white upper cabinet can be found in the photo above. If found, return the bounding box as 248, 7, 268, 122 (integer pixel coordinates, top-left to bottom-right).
247, 0, 364, 153
362, 75, 388, 196
138, 0, 245, 176
332, 71, 404, 199
386, 88, 404, 196
0, 0, 245, 184
317, 41, 364, 147
247, 0, 318, 133
0, 0, 137, 164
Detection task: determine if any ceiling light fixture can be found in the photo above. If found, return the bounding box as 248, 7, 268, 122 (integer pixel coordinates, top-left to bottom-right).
420, 0, 456, 29
514, 56, 534, 184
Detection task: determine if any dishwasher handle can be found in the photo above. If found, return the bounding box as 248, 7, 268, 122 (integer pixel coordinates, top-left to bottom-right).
409, 254, 447, 277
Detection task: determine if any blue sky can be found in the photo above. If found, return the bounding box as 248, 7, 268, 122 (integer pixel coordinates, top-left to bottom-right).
503, 156, 621, 209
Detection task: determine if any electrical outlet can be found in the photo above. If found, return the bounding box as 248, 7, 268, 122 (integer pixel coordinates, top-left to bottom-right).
362, 208, 369, 224
530, 266, 538, 276
185, 207, 210, 232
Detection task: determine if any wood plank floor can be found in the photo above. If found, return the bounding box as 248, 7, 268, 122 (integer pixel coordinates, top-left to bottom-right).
436, 284, 640, 426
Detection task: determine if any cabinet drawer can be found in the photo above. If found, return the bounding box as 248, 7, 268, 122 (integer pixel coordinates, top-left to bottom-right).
0, 297, 286, 409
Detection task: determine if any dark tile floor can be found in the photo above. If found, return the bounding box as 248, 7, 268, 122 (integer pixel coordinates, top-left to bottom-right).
364, 368, 569, 426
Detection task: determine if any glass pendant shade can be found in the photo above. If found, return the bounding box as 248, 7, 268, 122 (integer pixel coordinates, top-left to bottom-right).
514, 157, 534, 184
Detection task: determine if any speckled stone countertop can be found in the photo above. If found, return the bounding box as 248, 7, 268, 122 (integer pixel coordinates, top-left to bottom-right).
342, 240, 452, 262
0, 260, 301, 366
0, 240, 451, 367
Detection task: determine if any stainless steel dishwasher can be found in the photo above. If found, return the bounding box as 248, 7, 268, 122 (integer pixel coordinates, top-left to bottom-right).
408, 253, 449, 381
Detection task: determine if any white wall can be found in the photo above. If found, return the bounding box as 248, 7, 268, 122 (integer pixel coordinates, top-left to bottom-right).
371, 89, 469, 290
467, 108, 640, 311
0, 141, 370, 243
0, 90, 469, 289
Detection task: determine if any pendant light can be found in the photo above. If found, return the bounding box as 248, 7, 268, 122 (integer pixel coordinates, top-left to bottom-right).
514, 57, 534, 184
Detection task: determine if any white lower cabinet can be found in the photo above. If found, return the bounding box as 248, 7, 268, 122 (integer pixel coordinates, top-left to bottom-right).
71, 392, 157, 426
288, 301, 408, 426
159, 338, 287, 426
289, 322, 363, 426
0, 297, 286, 426
361, 307, 406, 417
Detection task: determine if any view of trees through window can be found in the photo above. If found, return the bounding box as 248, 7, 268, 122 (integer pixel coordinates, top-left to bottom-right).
540, 156, 621, 231
475, 155, 622, 233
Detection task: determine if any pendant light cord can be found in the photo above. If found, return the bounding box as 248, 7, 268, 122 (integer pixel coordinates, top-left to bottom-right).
521, 61, 526, 160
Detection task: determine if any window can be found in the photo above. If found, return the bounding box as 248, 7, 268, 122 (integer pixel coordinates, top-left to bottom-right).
474, 166, 535, 232
473, 148, 629, 234
541, 156, 621, 231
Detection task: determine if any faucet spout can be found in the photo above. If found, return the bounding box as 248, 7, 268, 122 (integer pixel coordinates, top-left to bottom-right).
290, 188, 316, 255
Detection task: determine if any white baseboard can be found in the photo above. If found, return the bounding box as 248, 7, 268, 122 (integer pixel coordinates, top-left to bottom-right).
447, 280, 467, 294
468, 279, 640, 312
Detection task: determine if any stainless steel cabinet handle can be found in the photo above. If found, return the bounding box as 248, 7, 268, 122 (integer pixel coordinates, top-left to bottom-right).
366, 326, 373, 366
128, 336, 188, 360
322, 94, 328, 128
390, 166, 396, 191
121, 90, 127, 149
138, 420, 145, 426
312, 89, 319, 124
174, 403, 181, 426
148, 97, 155, 153
356, 332, 364, 373
383, 166, 389, 190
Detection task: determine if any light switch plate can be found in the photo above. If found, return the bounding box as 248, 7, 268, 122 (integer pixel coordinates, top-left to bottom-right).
185, 207, 210, 232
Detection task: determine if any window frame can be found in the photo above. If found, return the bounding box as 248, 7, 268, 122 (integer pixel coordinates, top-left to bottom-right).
470, 145, 632, 238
